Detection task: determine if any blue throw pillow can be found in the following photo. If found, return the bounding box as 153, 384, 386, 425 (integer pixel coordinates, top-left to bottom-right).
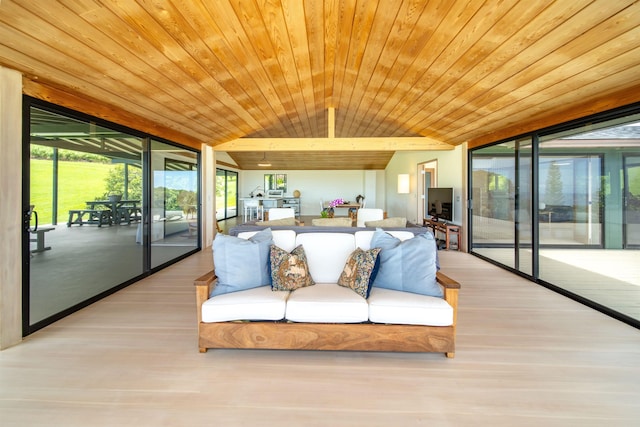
211, 228, 273, 296
370, 229, 442, 297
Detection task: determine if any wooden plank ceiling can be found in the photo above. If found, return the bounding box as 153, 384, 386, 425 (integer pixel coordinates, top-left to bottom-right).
2, 0, 640, 170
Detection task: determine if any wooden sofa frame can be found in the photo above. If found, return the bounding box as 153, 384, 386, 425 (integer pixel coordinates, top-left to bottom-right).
195, 270, 460, 358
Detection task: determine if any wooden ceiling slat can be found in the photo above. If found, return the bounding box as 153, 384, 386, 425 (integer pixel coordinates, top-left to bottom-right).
331, 0, 357, 118
393, 0, 554, 138
278, 0, 318, 136
23, 79, 205, 149
414, 0, 634, 139
451, 61, 640, 145
323, 0, 339, 109
3, 0, 640, 169
0, 36, 209, 144
270, 2, 317, 137
467, 82, 640, 148
343, 0, 428, 137
45, 0, 234, 141
136, 0, 274, 132
350, 0, 457, 137
372, 0, 524, 138
198, 1, 293, 135
303, 0, 328, 137
97, 0, 257, 139
11, 0, 223, 142
229, 150, 394, 170
228, 0, 303, 138
441, 16, 640, 142
362, 0, 481, 138
334, 0, 381, 137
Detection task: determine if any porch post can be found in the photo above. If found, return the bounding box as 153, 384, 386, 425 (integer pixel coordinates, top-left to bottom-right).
0, 66, 23, 349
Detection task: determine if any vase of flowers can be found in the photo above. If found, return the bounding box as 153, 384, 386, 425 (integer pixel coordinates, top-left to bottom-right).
326, 198, 344, 218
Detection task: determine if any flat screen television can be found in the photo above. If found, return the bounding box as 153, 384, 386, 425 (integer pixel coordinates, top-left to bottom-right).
427, 187, 454, 221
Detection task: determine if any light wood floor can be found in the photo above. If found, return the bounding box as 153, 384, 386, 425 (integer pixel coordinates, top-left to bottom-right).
2, 248, 639, 426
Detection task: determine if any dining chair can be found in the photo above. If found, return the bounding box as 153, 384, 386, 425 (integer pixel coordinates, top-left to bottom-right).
268, 208, 295, 220
356, 208, 384, 227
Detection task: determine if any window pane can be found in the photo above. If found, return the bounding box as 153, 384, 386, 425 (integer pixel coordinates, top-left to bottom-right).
29, 107, 144, 325
471, 143, 516, 268
538, 118, 640, 321
150, 139, 199, 269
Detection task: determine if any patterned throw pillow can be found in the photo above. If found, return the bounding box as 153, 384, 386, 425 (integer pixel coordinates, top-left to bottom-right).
337, 248, 381, 298
270, 245, 315, 291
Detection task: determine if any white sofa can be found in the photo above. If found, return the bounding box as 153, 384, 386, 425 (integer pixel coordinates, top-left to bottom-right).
195, 229, 460, 357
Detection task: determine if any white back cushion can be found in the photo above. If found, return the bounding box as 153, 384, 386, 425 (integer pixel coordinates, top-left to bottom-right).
237, 230, 297, 252
295, 233, 356, 283
354, 230, 415, 250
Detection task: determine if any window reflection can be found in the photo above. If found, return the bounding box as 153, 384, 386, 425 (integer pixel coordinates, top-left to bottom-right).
27, 104, 200, 332
471, 113, 640, 326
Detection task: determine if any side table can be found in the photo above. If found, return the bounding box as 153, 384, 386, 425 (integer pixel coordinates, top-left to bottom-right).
423, 218, 461, 251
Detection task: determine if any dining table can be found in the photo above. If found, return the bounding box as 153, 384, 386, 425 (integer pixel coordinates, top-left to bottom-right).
332, 202, 361, 219
85, 199, 141, 224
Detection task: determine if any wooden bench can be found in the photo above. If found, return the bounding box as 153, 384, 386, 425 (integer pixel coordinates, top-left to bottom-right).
115, 206, 142, 225
30, 227, 55, 253
67, 209, 112, 227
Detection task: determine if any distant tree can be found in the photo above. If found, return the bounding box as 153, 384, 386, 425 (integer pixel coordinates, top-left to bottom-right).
102, 164, 142, 199
544, 162, 564, 205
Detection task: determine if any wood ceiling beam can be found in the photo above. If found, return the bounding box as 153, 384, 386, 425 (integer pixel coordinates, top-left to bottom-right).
212, 136, 454, 152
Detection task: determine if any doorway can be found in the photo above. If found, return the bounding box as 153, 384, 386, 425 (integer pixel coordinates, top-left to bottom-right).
417, 160, 437, 221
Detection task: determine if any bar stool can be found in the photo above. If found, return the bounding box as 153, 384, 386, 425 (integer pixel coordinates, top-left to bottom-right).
243, 200, 263, 222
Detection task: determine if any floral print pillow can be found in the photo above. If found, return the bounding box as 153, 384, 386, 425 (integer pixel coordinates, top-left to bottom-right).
337, 248, 381, 298
270, 245, 315, 291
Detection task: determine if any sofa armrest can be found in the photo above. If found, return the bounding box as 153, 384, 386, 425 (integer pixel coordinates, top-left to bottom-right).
436, 271, 460, 327
194, 270, 217, 324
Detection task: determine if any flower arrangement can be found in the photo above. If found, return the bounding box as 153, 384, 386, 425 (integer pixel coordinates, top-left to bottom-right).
328, 198, 344, 208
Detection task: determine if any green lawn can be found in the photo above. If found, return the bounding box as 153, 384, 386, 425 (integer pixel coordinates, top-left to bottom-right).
30, 159, 115, 225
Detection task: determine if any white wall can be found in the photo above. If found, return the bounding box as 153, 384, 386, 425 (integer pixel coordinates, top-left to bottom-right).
240, 170, 385, 216
384, 147, 465, 224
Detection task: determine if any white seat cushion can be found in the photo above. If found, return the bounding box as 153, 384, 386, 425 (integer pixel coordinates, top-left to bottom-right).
202, 286, 289, 322
367, 287, 453, 326
286, 283, 368, 323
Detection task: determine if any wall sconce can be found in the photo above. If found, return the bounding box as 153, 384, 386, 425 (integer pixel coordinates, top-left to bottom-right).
397, 174, 410, 194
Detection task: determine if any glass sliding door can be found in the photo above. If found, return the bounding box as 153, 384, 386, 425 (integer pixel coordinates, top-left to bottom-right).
516, 140, 533, 276
27, 106, 144, 328
470, 143, 517, 268
470, 138, 532, 274
470, 107, 640, 327
150, 139, 199, 269
624, 155, 640, 248
216, 168, 238, 220
24, 99, 200, 334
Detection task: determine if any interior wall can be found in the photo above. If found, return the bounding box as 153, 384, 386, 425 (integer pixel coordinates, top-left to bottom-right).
0, 66, 23, 349
239, 170, 384, 216
385, 147, 464, 224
